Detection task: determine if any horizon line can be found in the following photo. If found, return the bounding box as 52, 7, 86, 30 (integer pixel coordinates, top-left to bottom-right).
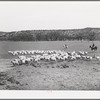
1, 27, 100, 32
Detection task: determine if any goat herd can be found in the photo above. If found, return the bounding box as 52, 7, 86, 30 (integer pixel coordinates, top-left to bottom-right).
8, 50, 100, 66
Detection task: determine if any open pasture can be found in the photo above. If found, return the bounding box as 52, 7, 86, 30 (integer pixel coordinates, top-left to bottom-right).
0, 40, 100, 59
0, 40, 100, 90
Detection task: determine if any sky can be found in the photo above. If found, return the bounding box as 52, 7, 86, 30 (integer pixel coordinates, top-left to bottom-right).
0, 1, 100, 32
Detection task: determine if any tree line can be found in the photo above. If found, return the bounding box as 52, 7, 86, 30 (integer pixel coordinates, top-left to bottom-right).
0, 28, 99, 41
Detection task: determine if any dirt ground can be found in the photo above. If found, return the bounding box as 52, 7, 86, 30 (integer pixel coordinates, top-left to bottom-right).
0, 59, 100, 90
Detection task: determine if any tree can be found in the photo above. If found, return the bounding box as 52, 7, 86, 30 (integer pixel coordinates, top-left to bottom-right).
88, 32, 96, 41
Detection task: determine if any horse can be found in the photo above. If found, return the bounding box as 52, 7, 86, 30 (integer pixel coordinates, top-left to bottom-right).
89, 43, 97, 57
62, 44, 68, 51
63, 44, 68, 49
89, 44, 97, 51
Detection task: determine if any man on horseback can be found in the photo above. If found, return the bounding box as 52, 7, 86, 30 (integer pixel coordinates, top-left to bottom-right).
89, 43, 97, 51
62, 44, 68, 51
63, 44, 68, 49
89, 43, 97, 57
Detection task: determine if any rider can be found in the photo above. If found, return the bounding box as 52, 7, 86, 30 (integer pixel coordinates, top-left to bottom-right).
92, 43, 95, 48
63, 44, 68, 49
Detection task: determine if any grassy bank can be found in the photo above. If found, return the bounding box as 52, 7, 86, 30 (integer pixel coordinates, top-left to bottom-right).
0, 58, 100, 90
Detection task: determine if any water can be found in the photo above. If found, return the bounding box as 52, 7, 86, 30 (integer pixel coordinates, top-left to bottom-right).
0, 41, 100, 59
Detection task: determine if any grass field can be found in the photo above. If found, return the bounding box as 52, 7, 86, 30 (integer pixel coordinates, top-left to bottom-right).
0, 40, 100, 90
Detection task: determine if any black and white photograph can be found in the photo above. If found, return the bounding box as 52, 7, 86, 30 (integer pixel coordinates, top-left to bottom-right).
0, 1, 100, 92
